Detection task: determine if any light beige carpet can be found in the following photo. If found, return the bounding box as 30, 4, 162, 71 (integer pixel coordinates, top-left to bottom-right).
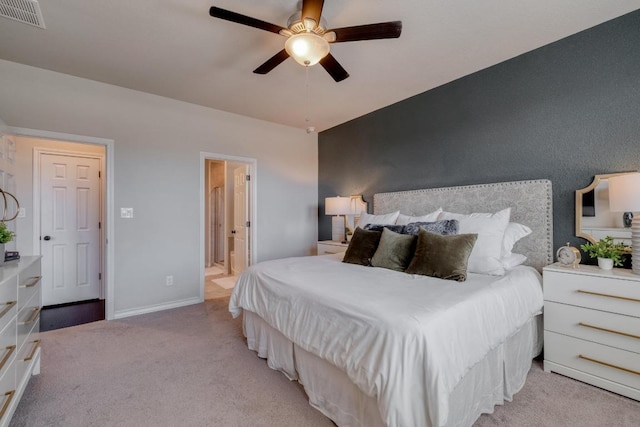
10, 299, 640, 426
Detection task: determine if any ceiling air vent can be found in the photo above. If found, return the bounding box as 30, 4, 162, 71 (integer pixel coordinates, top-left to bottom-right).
0, 0, 45, 29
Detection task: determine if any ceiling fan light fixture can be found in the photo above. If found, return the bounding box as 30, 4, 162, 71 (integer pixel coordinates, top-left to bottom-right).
284, 32, 330, 66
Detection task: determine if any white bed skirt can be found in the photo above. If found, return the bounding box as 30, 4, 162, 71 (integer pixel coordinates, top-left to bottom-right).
243, 310, 543, 427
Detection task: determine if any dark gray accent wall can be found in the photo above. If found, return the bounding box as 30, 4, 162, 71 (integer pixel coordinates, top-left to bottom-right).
318, 10, 640, 257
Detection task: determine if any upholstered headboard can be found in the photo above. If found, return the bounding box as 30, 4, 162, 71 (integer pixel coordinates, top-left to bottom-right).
374, 180, 553, 272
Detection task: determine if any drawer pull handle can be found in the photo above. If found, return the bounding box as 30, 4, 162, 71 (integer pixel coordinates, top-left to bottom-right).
24, 339, 41, 362
0, 345, 15, 371
0, 390, 15, 421
20, 275, 42, 288
578, 354, 640, 376
0, 301, 16, 320
579, 322, 640, 340
18, 307, 41, 325
577, 289, 640, 303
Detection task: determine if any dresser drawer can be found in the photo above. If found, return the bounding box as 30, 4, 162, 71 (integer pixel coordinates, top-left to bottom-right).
0, 321, 16, 383
17, 268, 41, 313
0, 361, 16, 427
544, 270, 640, 317
17, 298, 40, 353
545, 331, 640, 391
15, 327, 39, 392
545, 301, 640, 354
0, 276, 17, 335
317, 242, 348, 255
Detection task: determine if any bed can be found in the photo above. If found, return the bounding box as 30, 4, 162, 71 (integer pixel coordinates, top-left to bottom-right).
229, 179, 553, 427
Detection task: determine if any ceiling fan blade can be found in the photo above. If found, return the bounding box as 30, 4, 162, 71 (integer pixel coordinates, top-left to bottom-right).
253, 49, 290, 74
328, 21, 402, 42
301, 0, 324, 27
209, 6, 286, 34
319, 53, 349, 82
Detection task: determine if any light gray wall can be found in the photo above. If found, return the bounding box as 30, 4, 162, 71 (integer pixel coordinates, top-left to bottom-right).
318, 10, 640, 257
0, 59, 318, 317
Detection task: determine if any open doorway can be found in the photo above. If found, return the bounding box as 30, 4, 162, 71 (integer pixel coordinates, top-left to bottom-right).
202, 156, 254, 300
15, 134, 110, 330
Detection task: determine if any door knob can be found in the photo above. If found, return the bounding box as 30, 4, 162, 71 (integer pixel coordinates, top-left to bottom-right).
43, 236, 51, 241
231, 230, 236, 234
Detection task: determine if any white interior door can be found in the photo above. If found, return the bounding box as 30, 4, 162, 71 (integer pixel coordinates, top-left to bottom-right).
232, 165, 249, 275
40, 153, 101, 306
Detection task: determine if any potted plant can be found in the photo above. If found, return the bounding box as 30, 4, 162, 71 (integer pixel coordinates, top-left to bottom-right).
580, 236, 627, 270
0, 222, 15, 266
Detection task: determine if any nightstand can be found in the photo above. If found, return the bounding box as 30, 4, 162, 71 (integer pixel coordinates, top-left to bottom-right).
317, 240, 349, 255
543, 263, 640, 400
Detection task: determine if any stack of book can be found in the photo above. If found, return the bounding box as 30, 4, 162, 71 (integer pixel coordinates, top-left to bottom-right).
4, 251, 19, 262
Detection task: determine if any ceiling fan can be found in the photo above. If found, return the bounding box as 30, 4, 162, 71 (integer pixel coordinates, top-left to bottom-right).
209, 0, 402, 82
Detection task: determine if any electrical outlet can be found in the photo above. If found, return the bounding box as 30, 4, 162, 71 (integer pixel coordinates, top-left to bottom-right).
120, 208, 134, 218
17, 207, 26, 218
165, 275, 174, 286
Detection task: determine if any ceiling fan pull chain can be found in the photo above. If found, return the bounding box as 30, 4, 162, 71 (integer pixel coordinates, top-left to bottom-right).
305, 67, 315, 134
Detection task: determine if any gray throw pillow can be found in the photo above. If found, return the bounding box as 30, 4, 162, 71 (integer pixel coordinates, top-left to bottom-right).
370, 228, 417, 271
406, 229, 478, 281
363, 224, 405, 234
402, 219, 459, 236
342, 227, 382, 266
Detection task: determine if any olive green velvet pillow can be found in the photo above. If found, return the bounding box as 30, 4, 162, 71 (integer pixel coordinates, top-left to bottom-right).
370, 227, 417, 271
406, 229, 478, 281
342, 227, 382, 266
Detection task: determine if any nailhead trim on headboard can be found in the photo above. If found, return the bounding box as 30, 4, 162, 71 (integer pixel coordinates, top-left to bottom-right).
374, 180, 553, 272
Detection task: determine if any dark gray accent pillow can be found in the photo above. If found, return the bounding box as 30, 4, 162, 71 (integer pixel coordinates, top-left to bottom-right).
342, 227, 382, 266
370, 228, 417, 271
406, 229, 478, 282
363, 224, 405, 234
402, 219, 459, 236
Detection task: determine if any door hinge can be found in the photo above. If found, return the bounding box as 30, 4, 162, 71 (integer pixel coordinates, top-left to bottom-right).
99, 273, 102, 280
246, 174, 250, 181
98, 221, 101, 229
246, 221, 251, 227
98, 171, 101, 178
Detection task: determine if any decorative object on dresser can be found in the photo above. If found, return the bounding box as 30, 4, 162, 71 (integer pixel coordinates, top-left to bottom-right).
0, 223, 15, 267
0, 256, 42, 426
316, 240, 348, 255
543, 263, 640, 401
556, 242, 581, 268
580, 236, 627, 270
608, 172, 640, 274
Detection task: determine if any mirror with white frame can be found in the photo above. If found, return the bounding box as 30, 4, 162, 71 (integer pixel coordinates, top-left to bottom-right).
575, 173, 634, 245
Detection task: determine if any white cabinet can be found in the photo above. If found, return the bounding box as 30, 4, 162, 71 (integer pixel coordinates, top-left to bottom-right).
543, 263, 639, 400
317, 241, 349, 255
0, 256, 41, 426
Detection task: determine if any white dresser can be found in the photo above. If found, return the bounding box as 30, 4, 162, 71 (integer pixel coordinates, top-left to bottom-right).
543, 263, 639, 400
317, 240, 349, 255
0, 256, 41, 426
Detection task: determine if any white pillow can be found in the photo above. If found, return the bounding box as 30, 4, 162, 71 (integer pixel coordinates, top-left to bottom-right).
501, 253, 527, 270
356, 210, 400, 229
501, 222, 532, 258
395, 208, 442, 225
439, 208, 511, 275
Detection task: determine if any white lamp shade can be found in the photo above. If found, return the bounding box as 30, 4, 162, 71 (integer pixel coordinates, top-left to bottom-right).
325, 196, 352, 216
608, 173, 640, 212
284, 33, 330, 67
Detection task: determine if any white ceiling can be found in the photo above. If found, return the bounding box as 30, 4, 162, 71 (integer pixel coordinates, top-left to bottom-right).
1, 0, 639, 132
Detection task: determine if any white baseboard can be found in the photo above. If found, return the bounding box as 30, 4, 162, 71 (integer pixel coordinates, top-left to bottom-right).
113, 297, 202, 319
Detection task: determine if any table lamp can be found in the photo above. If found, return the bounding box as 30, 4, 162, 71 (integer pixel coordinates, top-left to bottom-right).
325, 196, 353, 243
608, 172, 640, 274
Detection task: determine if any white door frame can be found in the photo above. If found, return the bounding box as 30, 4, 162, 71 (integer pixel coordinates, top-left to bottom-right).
10, 127, 115, 320
200, 152, 257, 302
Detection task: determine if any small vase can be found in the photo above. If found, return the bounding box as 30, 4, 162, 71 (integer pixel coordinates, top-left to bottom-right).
0, 243, 4, 266
597, 257, 614, 270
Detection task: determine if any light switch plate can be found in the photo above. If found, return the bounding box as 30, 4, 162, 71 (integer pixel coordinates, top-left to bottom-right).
120, 207, 134, 218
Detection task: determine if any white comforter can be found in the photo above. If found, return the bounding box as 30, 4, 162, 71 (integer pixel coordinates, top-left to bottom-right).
229, 254, 543, 427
